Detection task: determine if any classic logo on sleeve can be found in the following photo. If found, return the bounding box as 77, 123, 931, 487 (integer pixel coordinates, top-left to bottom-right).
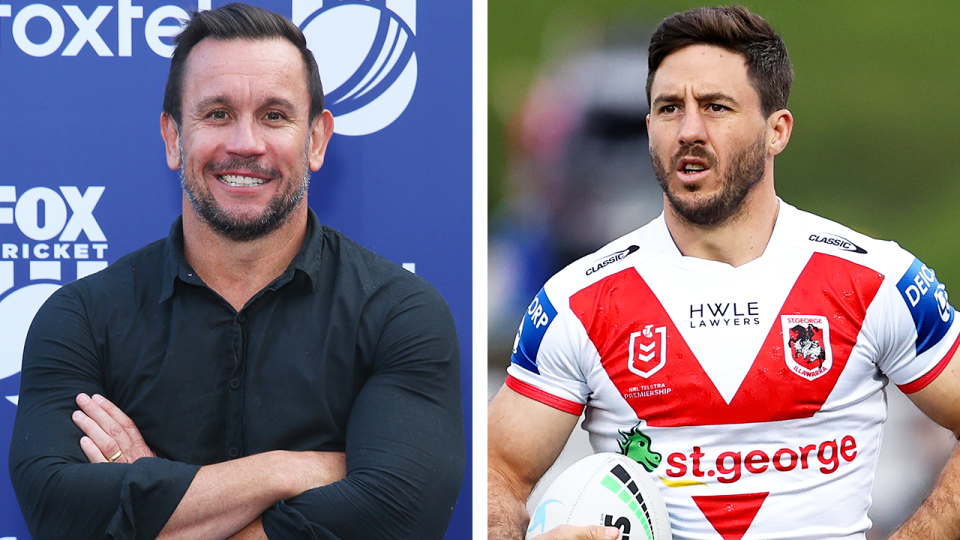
511, 288, 558, 375
585, 245, 639, 276
808, 233, 867, 254
897, 258, 954, 355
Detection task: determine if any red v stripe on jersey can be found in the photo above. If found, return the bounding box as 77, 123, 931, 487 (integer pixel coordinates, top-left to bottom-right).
570, 253, 884, 426
693, 492, 769, 540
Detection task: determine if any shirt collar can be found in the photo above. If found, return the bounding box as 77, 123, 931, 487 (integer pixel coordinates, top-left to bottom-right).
160, 209, 324, 303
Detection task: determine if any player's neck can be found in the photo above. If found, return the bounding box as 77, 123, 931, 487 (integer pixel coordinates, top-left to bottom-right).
664, 181, 779, 268
181, 199, 308, 311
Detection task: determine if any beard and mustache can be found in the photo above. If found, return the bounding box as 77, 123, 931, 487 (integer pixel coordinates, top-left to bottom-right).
179, 146, 311, 242
180, 130, 766, 239
651, 134, 767, 227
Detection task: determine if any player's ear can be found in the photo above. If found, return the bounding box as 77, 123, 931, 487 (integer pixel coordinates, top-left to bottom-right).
308, 110, 335, 172
160, 113, 181, 170
767, 109, 793, 156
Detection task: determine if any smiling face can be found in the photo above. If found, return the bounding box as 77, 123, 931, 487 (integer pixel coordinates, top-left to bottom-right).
160, 37, 333, 241
647, 44, 777, 227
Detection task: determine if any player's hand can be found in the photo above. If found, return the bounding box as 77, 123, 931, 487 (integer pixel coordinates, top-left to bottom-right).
531, 525, 621, 540
72, 393, 156, 463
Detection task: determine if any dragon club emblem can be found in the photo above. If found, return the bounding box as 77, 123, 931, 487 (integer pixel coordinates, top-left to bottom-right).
617, 423, 662, 472
781, 315, 833, 380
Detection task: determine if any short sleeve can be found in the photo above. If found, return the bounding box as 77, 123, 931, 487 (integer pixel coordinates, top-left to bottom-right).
868, 256, 960, 393
506, 285, 590, 415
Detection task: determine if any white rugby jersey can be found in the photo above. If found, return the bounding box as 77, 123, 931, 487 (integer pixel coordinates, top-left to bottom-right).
507, 201, 960, 540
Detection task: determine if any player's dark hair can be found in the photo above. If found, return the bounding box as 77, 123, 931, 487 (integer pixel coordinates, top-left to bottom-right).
647, 5, 792, 117
162, 2, 324, 127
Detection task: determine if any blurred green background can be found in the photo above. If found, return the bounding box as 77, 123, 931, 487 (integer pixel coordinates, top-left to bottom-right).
489, 0, 960, 286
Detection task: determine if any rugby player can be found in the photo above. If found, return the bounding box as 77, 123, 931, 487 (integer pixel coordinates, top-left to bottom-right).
488, 6, 960, 540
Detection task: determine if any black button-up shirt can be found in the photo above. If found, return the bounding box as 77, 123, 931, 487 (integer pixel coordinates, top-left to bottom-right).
9, 210, 464, 539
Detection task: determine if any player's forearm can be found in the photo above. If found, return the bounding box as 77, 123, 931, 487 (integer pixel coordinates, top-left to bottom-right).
157, 451, 297, 540
487, 386, 581, 540
890, 442, 960, 540
488, 467, 532, 540
158, 450, 345, 540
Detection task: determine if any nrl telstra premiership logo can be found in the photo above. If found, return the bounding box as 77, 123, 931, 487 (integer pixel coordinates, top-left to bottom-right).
293, 0, 417, 136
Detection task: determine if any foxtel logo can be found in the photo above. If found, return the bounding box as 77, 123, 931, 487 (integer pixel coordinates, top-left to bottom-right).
661, 435, 857, 485
0, 0, 211, 58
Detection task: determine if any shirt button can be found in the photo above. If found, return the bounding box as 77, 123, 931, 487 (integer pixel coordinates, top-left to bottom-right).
237, 313, 246, 323
228, 446, 240, 459
229, 378, 241, 390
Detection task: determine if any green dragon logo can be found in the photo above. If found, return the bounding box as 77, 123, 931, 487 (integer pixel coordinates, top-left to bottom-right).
617, 423, 661, 472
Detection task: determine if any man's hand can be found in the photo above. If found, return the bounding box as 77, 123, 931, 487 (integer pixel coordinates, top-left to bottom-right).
70, 391, 348, 539
531, 525, 621, 540
72, 393, 156, 463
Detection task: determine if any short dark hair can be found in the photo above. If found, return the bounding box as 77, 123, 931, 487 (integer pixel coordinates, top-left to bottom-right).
647, 5, 792, 117
162, 2, 324, 127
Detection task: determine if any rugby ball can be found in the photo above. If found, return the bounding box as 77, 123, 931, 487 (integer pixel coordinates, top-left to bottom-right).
526, 453, 672, 540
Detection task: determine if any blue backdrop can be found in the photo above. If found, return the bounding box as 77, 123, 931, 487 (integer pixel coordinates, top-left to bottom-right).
0, 0, 473, 537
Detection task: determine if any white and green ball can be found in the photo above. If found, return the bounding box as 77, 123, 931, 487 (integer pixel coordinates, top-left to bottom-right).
526, 453, 673, 540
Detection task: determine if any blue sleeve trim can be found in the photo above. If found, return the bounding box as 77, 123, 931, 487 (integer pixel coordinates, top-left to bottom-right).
510, 288, 558, 375
897, 258, 954, 355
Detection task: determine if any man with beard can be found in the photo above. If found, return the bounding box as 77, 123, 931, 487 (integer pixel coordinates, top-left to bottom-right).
489, 6, 960, 540
9, 4, 463, 540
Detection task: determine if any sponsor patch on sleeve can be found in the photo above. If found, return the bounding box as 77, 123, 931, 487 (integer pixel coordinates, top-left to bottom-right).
897, 258, 954, 355
510, 288, 558, 375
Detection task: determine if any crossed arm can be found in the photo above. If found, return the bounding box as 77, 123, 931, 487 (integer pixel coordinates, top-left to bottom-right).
10, 282, 464, 540
72, 392, 344, 540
